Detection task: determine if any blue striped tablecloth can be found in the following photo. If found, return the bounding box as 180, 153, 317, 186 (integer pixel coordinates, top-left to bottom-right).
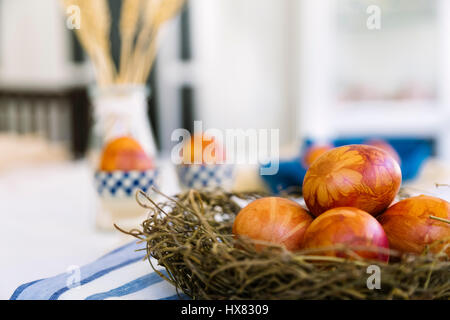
10, 241, 188, 300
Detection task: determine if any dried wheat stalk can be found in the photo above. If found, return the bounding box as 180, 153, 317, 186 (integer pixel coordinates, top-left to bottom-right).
62, 0, 186, 87
118, 0, 143, 83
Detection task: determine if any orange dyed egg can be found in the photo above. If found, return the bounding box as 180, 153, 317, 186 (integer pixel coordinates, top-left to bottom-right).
99, 136, 154, 171
302, 207, 390, 262
366, 139, 401, 165
303, 144, 333, 167
378, 195, 450, 255
181, 134, 225, 165
303, 145, 402, 217
232, 197, 313, 251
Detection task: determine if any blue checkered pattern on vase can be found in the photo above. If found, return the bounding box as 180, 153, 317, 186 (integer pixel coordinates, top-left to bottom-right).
176, 164, 235, 190
94, 169, 159, 197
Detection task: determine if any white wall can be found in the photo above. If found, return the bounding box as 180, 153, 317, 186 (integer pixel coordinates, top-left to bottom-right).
295, 0, 335, 142
0, 0, 88, 86
190, 0, 296, 145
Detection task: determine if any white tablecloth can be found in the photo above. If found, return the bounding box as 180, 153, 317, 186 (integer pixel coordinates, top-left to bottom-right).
0, 159, 181, 299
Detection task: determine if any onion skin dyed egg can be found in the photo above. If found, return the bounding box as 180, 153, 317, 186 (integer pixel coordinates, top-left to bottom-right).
378, 195, 450, 255
366, 139, 401, 165
303, 145, 402, 217
232, 197, 313, 251
100, 136, 154, 171
302, 207, 390, 262
303, 144, 333, 168
181, 134, 225, 165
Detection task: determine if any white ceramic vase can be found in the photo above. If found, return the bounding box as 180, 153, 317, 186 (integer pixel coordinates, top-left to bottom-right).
89, 84, 157, 160
88, 84, 158, 230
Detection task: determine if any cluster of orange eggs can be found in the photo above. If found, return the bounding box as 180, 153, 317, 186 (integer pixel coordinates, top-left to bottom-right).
233, 143, 450, 261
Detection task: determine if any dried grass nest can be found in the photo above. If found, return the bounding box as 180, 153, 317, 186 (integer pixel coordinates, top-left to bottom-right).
118, 188, 450, 300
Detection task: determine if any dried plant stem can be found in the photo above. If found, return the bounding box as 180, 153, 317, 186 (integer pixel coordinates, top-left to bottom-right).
63, 0, 116, 86
128, 0, 186, 83
118, 0, 143, 83
430, 215, 450, 224
137, 36, 159, 83
61, 0, 185, 85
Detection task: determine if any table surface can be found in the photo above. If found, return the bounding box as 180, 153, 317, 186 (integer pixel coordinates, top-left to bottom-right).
1, 157, 449, 300
0, 159, 181, 299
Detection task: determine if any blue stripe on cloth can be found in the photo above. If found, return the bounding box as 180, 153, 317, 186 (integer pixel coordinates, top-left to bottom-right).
49, 256, 143, 300
11, 241, 146, 300
10, 279, 44, 300
85, 270, 167, 300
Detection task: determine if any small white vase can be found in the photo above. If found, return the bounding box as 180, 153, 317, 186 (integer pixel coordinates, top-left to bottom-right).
89, 84, 157, 160
88, 84, 158, 230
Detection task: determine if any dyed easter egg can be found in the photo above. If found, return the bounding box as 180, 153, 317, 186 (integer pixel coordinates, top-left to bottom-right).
99, 136, 153, 171
303, 145, 402, 217
181, 134, 225, 165
232, 197, 313, 251
366, 139, 401, 165
378, 195, 450, 255
302, 207, 390, 262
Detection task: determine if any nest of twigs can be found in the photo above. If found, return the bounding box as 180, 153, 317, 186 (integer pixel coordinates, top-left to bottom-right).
118, 188, 450, 300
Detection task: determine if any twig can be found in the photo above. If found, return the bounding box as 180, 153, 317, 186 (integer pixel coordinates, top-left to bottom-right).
430, 215, 450, 225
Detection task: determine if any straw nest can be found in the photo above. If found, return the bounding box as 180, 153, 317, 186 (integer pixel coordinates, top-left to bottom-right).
118, 188, 450, 300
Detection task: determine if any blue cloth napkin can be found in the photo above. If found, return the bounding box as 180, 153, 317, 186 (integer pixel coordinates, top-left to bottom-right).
10, 241, 188, 300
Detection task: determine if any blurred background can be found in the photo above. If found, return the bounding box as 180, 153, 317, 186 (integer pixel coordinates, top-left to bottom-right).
1, 0, 450, 298
1, 0, 449, 158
